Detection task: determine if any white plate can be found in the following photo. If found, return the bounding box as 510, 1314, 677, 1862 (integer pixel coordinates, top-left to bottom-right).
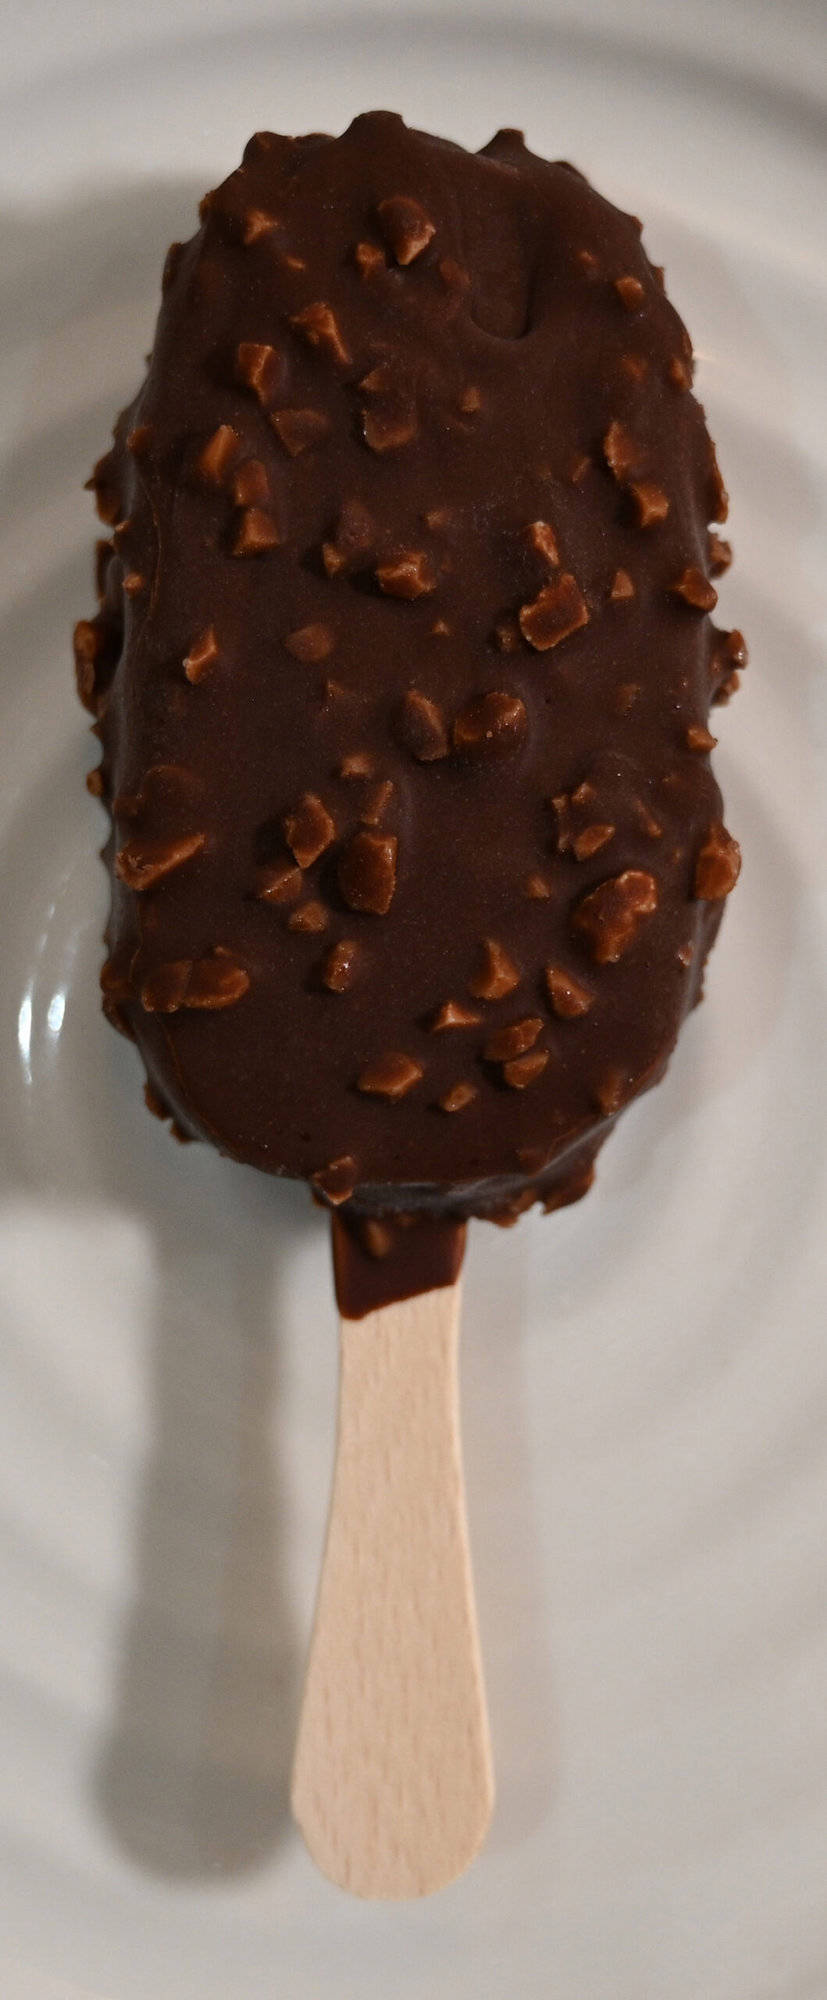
1, 3, 826, 1995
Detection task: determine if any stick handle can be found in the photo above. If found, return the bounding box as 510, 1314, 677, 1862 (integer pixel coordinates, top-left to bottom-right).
291, 1281, 494, 1898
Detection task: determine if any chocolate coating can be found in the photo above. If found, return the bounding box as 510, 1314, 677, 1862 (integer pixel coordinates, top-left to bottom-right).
77, 112, 742, 1228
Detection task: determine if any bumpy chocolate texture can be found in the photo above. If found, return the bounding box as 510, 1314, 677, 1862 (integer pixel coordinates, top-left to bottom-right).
76, 112, 743, 1227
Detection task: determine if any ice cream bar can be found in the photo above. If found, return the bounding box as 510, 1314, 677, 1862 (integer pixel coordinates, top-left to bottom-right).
76, 113, 742, 1893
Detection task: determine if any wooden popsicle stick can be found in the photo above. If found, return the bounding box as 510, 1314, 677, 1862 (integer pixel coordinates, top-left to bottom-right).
291, 1279, 494, 1898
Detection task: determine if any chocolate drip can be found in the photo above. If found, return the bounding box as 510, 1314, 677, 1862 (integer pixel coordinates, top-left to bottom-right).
332, 1212, 467, 1319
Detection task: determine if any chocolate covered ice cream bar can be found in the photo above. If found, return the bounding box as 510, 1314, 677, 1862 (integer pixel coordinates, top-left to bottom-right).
76, 113, 742, 1894
78, 112, 741, 1268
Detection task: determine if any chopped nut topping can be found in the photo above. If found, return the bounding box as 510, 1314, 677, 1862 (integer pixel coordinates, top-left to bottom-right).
619, 352, 649, 382
376, 551, 437, 599
255, 861, 303, 903
122, 571, 146, 597
231, 459, 270, 509
553, 787, 611, 858
519, 573, 589, 650
86, 767, 105, 797
603, 420, 640, 482
632, 798, 663, 838
339, 751, 374, 779
670, 566, 718, 611
545, 965, 594, 1017
312, 1155, 357, 1205
362, 404, 418, 453
183, 626, 219, 684
572, 822, 616, 860
711, 628, 748, 704
338, 831, 398, 914
438, 1081, 478, 1113
459, 385, 482, 414
668, 355, 692, 391
321, 548, 345, 580
686, 723, 717, 752
241, 208, 280, 246
524, 872, 552, 899
452, 690, 527, 757
524, 520, 560, 567
630, 480, 669, 527
503, 1049, 549, 1089
468, 937, 520, 1001
126, 424, 152, 457
594, 1068, 628, 1115
285, 622, 334, 663
280, 252, 307, 274
609, 568, 635, 601
270, 407, 331, 456
289, 301, 351, 366
567, 450, 591, 485
575, 247, 599, 276
614, 273, 645, 310
360, 1219, 394, 1259
357, 1052, 423, 1098
571, 869, 659, 963
398, 688, 448, 760
712, 628, 748, 676
195, 424, 241, 486
73, 616, 107, 711
85, 449, 121, 525
376, 195, 436, 265
322, 939, 358, 991
430, 1000, 482, 1031
287, 899, 328, 933
236, 341, 283, 404
115, 831, 205, 891
360, 364, 393, 395
693, 822, 741, 899
141, 952, 250, 1012
231, 506, 282, 555
361, 778, 394, 824
677, 941, 695, 968
708, 532, 732, 576
707, 442, 729, 522
484, 1017, 543, 1062
353, 240, 386, 277
283, 792, 336, 868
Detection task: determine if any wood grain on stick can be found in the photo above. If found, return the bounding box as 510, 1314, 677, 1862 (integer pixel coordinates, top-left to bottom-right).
291, 1280, 494, 1897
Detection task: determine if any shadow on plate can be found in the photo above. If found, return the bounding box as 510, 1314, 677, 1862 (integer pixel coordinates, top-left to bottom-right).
0, 170, 317, 1882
